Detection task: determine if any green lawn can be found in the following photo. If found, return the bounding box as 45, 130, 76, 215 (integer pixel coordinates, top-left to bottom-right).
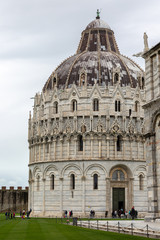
0, 216, 156, 240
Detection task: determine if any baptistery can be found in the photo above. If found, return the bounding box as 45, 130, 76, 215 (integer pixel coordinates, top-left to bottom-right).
28, 13, 147, 217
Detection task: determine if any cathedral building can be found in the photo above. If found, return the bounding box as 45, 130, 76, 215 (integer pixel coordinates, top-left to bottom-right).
143, 42, 160, 221
28, 13, 148, 217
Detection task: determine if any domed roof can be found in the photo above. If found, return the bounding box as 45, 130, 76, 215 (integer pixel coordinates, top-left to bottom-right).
43, 16, 144, 92
85, 18, 111, 30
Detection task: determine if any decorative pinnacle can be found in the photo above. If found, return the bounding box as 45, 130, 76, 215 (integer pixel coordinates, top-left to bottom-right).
96, 9, 100, 19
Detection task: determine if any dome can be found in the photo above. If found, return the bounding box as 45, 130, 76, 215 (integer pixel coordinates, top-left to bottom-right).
85, 18, 111, 30
43, 17, 144, 91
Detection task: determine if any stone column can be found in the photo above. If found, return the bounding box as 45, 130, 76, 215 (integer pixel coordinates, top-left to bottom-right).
128, 178, 134, 210
60, 138, 63, 159
29, 147, 31, 164
43, 143, 45, 162
74, 136, 77, 157
106, 135, 110, 158
114, 136, 117, 159
42, 178, 46, 215
39, 144, 41, 162
90, 135, 93, 158
123, 137, 126, 160
83, 137, 85, 158
32, 180, 34, 213
82, 176, 86, 215
67, 137, 70, 159
53, 139, 56, 160
49, 141, 51, 161
106, 178, 111, 215
130, 138, 132, 160
98, 137, 102, 158
59, 177, 63, 216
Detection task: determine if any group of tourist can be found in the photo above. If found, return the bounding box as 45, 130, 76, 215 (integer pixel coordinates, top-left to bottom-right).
112, 206, 138, 219
5, 211, 15, 219
90, 210, 95, 218
64, 210, 73, 218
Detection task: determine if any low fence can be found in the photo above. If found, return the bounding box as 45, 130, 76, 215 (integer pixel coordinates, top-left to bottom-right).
58, 217, 160, 239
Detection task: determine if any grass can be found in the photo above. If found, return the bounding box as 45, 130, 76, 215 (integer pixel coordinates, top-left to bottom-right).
0, 215, 156, 240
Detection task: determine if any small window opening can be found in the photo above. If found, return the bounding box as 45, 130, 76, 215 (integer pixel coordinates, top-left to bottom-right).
114, 73, 119, 83
51, 175, 54, 190
79, 135, 83, 151
70, 174, 75, 190
93, 99, 99, 111
93, 174, 98, 189
115, 100, 121, 112
54, 102, 58, 114
139, 175, 144, 190
117, 135, 121, 151
129, 109, 132, 117
72, 100, 77, 112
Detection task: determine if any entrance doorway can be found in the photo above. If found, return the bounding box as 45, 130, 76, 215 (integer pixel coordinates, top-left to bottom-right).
113, 188, 125, 211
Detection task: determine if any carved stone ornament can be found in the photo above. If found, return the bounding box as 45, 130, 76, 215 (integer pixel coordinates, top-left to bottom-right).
127, 120, 135, 135
110, 119, 121, 134
64, 118, 72, 134
96, 118, 104, 132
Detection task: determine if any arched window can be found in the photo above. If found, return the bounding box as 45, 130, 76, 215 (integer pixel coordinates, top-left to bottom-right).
72, 100, 77, 112
54, 102, 58, 114
117, 135, 121, 151
50, 175, 54, 190
139, 174, 144, 190
78, 135, 83, 151
129, 109, 132, 117
141, 77, 145, 89
115, 100, 120, 112
37, 175, 40, 191
112, 170, 125, 181
70, 174, 75, 190
93, 174, 98, 189
114, 73, 119, 83
93, 99, 99, 111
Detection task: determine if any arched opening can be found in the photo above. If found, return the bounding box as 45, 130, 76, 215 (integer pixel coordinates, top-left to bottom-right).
78, 135, 83, 151
139, 174, 144, 190
70, 174, 75, 190
129, 109, 132, 117
50, 174, 54, 190
117, 135, 121, 151
93, 99, 99, 111
93, 174, 98, 189
114, 73, 119, 83
72, 100, 77, 112
54, 102, 58, 114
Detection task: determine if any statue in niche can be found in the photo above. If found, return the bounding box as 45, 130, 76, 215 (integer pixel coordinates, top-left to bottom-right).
81, 125, 86, 133
66, 126, 71, 134
97, 124, 103, 132
80, 73, 85, 86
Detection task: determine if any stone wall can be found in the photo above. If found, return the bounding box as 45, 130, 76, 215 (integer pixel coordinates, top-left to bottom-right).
0, 186, 28, 213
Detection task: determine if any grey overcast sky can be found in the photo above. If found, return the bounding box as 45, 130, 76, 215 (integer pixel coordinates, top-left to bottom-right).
0, 0, 160, 188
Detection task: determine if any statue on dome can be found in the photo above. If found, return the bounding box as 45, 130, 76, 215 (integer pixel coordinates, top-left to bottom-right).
96, 9, 100, 19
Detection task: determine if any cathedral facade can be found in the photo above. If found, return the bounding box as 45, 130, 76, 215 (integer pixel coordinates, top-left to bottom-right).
143, 43, 160, 221
28, 15, 148, 217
